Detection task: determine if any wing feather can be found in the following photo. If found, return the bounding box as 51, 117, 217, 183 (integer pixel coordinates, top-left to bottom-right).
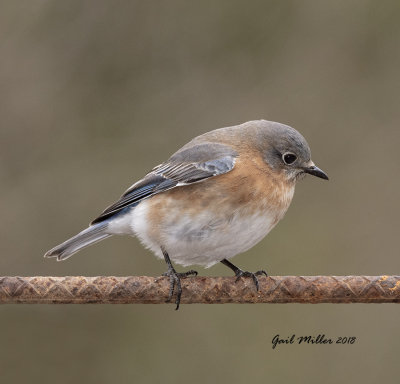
91, 142, 237, 224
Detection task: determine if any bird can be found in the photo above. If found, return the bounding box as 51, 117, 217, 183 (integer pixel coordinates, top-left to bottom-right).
44, 120, 328, 309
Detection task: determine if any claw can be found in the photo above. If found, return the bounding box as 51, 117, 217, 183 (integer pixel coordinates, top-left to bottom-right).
235, 269, 268, 291
161, 247, 198, 310
220, 259, 268, 291
162, 268, 198, 310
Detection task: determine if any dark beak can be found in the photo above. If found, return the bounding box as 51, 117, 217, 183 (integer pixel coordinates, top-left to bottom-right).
304, 165, 329, 180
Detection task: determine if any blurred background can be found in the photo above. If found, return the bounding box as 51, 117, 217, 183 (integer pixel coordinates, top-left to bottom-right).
1, 0, 399, 382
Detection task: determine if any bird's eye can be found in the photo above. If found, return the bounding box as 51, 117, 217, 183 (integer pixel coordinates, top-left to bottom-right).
282, 152, 297, 165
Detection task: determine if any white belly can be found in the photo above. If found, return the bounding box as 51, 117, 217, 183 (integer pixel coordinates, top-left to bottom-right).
160, 209, 277, 267
108, 200, 280, 267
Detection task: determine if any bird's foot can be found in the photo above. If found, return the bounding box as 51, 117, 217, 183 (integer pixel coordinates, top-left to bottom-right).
162, 268, 198, 310
234, 269, 268, 291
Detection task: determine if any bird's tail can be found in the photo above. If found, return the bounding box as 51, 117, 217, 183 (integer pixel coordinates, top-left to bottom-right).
44, 222, 111, 261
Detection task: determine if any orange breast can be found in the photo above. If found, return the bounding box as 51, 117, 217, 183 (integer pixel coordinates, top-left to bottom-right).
145, 152, 295, 243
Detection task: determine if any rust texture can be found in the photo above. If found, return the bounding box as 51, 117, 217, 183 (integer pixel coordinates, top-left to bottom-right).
0, 276, 399, 304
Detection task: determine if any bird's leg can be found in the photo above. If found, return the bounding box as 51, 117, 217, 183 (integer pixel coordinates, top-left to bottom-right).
161, 247, 198, 310
220, 259, 267, 291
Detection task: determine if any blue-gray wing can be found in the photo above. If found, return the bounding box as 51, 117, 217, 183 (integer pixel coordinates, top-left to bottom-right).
91, 143, 237, 224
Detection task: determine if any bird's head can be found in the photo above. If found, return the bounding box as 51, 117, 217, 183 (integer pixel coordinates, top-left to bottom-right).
253, 120, 329, 183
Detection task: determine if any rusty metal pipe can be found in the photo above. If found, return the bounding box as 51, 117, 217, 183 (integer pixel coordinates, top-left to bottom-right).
0, 276, 399, 304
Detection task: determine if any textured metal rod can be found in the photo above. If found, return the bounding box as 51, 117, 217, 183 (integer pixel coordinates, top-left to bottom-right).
0, 276, 399, 304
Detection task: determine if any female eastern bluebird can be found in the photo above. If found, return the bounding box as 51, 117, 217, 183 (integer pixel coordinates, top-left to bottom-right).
45, 120, 328, 309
